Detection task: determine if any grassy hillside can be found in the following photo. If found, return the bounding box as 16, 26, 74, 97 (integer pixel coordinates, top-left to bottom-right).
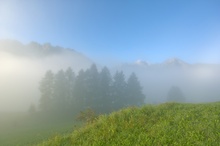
37, 102, 220, 146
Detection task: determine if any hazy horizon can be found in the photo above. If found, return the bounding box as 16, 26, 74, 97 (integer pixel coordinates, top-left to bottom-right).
1, 40, 220, 112
1, 39, 220, 66
1, 0, 220, 112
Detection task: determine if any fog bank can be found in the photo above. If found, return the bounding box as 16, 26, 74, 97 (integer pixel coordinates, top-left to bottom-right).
0, 40, 92, 112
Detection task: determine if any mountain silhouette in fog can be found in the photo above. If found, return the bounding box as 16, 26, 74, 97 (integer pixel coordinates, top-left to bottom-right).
0, 39, 88, 59
163, 58, 188, 67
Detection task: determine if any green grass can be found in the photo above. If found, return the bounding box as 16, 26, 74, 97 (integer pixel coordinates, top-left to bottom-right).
37, 102, 220, 146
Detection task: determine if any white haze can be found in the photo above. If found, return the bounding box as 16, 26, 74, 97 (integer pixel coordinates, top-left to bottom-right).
116, 60, 220, 104
1, 40, 220, 112
0, 40, 92, 112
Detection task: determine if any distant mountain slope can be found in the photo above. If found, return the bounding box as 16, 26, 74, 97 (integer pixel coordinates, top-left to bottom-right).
37, 102, 220, 146
0, 39, 91, 60
0, 40, 93, 112
162, 57, 189, 67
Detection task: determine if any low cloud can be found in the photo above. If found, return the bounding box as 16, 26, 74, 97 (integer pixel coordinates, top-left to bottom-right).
0, 40, 92, 112
116, 59, 220, 104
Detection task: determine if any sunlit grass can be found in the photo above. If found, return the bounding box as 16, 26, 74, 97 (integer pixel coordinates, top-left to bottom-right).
38, 102, 220, 146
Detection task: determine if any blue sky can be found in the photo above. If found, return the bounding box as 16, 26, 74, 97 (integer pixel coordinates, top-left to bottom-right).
0, 0, 220, 65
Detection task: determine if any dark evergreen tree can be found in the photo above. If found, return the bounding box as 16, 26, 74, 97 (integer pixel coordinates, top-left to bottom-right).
53, 69, 69, 111
38, 64, 146, 115
112, 71, 127, 109
65, 67, 76, 109
126, 72, 145, 106
74, 69, 87, 110
167, 86, 185, 102
97, 66, 113, 112
39, 70, 54, 111
84, 64, 99, 109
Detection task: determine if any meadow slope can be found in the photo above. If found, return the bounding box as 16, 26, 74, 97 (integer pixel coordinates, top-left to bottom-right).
38, 102, 220, 146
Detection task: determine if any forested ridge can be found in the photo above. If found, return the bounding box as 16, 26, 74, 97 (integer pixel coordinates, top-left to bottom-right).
38, 64, 145, 114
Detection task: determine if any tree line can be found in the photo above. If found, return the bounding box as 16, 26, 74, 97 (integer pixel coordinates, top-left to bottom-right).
39, 64, 145, 114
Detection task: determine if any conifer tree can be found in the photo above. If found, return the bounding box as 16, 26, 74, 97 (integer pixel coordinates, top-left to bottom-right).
126, 72, 145, 106
84, 64, 99, 109
65, 67, 76, 108
97, 66, 112, 112
53, 69, 69, 111
38, 64, 146, 114
167, 86, 185, 102
74, 69, 87, 110
39, 70, 54, 111
112, 71, 127, 109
